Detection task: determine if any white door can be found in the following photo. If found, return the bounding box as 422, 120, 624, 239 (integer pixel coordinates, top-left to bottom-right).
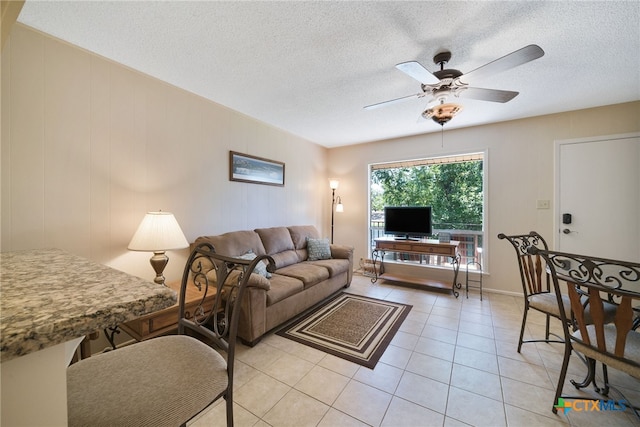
556, 133, 640, 262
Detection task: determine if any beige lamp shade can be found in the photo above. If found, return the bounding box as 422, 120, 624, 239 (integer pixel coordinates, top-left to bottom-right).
128, 211, 189, 251
128, 212, 189, 285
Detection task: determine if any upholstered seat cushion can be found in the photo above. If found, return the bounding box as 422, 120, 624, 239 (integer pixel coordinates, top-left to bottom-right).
529, 292, 618, 325
572, 326, 640, 378
275, 262, 330, 288
68, 335, 227, 427
528, 292, 570, 317
266, 274, 304, 306
308, 258, 350, 277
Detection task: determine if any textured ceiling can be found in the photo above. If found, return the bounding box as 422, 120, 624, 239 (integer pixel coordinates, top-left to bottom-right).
17, 1, 640, 148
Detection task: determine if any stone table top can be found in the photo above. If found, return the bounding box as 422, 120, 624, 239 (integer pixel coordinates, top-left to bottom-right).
0, 248, 177, 363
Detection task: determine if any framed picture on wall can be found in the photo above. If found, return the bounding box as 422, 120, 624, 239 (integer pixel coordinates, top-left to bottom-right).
229, 151, 285, 186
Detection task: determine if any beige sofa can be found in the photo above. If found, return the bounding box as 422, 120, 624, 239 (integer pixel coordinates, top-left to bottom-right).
194, 225, 354, 345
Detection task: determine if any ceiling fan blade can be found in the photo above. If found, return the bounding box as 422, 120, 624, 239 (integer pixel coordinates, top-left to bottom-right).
364, 93, 423, 110
395, 61, 440, 85
461, 87, 519, 103
463, 44, 544, 82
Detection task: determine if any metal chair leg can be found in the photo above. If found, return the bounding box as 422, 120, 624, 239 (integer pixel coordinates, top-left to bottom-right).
552, 341, 572, 414
517, 307, 529, 353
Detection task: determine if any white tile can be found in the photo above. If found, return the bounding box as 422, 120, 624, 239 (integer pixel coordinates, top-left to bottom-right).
504, 403, 568, 427
378, 344, 412, 369
458, 321, 495, 339
189, 401, 258, 427
450, 363, 503, 402
395, 370, 449, 413
236, 341, 287, 370
381, 396, 445, 427
389, 330, 419, 350
456, 331, 496, 354
353, 362, 403, 394
399, 317, 426, 335
262, 352, 315, 386
294, 365, 350, 406
431, 306, 461, 320
332, 380, 392, 426
500, 376, 557, 419
453, 346, 499, 374
262, 333, 327, 364
446, 386, 507, 427
405, 351, 453, 384
421, 323, 458, 345
414, 336, 456, 361
317, 353, 359, 378
317, 408, 369, 427
262, 389, 329, 427
498, 356, 555, 390
427, 313, 460, 331
233, 372, 290, 418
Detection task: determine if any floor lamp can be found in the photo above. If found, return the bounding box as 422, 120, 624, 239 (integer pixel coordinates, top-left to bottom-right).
329, 179, 344, 244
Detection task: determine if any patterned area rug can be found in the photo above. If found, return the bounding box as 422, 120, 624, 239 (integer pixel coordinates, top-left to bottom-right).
276, 293, 412, 368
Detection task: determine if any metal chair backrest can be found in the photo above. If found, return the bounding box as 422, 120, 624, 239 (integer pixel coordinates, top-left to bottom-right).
177, 242, 275, 379
529, 247, 640, 362
498, 231, 550, 296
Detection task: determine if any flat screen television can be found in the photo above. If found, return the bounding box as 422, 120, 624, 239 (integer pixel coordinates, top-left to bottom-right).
384, 206, 432, 240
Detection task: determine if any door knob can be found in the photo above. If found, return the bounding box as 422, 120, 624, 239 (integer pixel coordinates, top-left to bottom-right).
562, 228, 571, 234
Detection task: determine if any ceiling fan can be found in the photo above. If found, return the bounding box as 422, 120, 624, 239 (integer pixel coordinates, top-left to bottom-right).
364, 44, 545, 125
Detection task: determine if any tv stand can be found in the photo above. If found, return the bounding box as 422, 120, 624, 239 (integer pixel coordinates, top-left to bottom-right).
372, 237, 461, 297
394, 237, 420, 241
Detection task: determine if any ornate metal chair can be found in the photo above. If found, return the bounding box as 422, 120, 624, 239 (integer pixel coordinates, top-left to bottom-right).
529, 247, 640, 418
498, 231, 569, 352
67, 243, 275, 427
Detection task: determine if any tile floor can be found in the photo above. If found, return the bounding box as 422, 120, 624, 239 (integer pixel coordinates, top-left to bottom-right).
189, 273, 640, 427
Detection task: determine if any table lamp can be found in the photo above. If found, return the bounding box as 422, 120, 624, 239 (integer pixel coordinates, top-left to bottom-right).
128, 211, 189, 285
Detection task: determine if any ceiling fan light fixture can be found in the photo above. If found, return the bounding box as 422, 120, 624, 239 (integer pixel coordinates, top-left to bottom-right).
422, 102, 463, 125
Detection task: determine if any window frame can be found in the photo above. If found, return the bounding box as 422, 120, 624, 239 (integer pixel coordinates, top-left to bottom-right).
368, 149, 488, 273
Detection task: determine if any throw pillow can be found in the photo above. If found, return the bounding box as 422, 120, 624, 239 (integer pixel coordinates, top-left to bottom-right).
307, 237, 331, 261
238, 251, 272, 278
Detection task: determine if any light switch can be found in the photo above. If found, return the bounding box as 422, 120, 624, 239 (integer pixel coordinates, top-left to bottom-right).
536, 199, 550, 209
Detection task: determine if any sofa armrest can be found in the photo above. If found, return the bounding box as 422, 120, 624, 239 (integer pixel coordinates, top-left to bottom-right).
331, 244, 354, 285
330, 244, 354, 260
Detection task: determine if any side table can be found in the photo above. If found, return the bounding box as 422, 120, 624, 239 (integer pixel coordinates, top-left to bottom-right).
372, 237, 462, 297
118, 279, 217, 341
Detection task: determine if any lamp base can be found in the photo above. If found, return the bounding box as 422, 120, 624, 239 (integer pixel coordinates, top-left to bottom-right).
149, 251, 169, 286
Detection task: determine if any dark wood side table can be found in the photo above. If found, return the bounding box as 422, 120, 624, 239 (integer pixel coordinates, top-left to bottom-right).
119, 280, 217, 341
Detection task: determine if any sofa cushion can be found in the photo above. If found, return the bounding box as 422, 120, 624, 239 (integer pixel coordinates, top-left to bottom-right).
307, 237, 331, 261
265, 274, 304, 306
308, 258, 350, 277
255, 227, 295, 254
288, 225, 321, 261
194, 230, 266, 257
275, 263, 330, 289
288, 225, 320, 249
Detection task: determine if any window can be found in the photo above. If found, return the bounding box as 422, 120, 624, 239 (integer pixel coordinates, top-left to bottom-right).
369, 152, 485, 270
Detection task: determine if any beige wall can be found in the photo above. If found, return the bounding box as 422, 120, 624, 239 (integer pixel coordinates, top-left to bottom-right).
328, 102, 640, 294
2, 24, 639, 296
1, 24, 329, 283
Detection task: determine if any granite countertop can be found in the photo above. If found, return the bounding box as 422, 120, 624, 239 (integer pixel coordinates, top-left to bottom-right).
0, 248, 177, 363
